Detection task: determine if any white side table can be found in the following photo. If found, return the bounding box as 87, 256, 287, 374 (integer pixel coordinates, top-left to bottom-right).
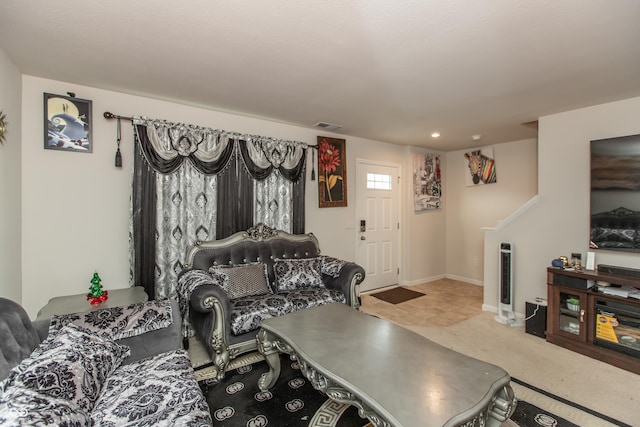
36, 287, 148, 321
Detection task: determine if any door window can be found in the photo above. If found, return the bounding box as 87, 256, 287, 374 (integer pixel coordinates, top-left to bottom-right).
366, 173, 392, 190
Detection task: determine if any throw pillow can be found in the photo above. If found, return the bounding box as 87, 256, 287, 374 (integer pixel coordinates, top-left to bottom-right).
209, 263, 271, 300
91, 349, 212, 426
3, 323, 130, 413
49, 299, 174, 341
273, 257, 324, 292
0, 387, 91, 426
320, 255, 347, 278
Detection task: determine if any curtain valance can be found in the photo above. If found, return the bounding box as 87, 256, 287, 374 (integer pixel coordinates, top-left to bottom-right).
133, 116, 307, 180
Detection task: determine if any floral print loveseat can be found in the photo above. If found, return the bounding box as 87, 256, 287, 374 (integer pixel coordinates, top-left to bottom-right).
0, 297, 212, 426
177, 223, 365, 383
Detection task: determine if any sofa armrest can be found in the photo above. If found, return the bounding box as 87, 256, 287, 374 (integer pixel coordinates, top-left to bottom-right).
189, 284, 233, 359
323, 262, 366, 308
190, 283, 231, 315
32, 319, 51, 343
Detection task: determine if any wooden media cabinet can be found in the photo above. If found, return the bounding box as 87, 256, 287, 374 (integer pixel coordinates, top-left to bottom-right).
547, 267, 640, 374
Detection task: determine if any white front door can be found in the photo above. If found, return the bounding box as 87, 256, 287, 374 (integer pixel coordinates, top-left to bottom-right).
355, 160, 400, 293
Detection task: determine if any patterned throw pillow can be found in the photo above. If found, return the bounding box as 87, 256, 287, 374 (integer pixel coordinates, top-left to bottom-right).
91, 349, 212, 426
320, 255, 347, 278
0, 387, 91, 426
209, 263, 271, 300
2, 323, 130, 414
274, 257, 324, 292
49, 299, 174, 341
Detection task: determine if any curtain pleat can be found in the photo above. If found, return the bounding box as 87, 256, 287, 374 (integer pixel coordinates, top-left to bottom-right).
238, 139, 306, 181
132, 136, 158, 300
155, 161, 217, 299
254, 170, 292, 231
292, 166, 306, 234
238, 140, 273, 179
215, 152, 254, 239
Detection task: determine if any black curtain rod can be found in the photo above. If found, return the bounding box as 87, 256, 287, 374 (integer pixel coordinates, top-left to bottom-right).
103, 111, 133, 121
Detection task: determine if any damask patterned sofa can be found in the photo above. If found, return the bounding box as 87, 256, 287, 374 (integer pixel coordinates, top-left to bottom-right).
0, 297, 212, 426
177, 223, 365, 383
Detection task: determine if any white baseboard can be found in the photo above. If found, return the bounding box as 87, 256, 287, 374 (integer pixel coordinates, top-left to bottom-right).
399, 274, 445, 287
444, 274, 483, 287
483, 304, 498, 313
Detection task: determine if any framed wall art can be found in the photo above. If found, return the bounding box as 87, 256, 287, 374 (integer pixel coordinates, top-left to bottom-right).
44, 93, 93, 152
317, 136, 347, 207
413, 152, 442, 211
464, 146, 497, 186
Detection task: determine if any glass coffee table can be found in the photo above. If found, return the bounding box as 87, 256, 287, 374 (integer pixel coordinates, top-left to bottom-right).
257, 303, 516, 427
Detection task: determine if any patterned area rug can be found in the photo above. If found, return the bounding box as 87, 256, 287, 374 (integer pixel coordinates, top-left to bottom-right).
370, 286, 425, 304
203, 355, 370, 426
201, 355, 623, 427
509, 377, 632, 427
510, 400, 579, 427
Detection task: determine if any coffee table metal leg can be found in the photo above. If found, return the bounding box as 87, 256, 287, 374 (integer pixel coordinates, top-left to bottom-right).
257, 329, 281, 391
485, 385, 517, 427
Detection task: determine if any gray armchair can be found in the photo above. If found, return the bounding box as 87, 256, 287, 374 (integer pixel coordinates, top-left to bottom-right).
177, 223, 366, 383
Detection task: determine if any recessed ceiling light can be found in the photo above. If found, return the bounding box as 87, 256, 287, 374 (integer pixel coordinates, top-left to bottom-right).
431, 132, 440, 138
472, 134, 482, 141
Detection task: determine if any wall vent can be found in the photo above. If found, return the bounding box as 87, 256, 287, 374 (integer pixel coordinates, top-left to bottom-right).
313, 122, 342, 131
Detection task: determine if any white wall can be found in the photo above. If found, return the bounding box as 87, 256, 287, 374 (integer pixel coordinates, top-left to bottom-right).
20, 75, 448, 318
484, 96, 640, 315
403, 146, 447, 285
445, 139, 538, 284
0, 48, 22, 303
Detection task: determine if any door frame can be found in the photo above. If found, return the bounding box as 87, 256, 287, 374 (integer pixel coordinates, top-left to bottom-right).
355, 158, 403, 293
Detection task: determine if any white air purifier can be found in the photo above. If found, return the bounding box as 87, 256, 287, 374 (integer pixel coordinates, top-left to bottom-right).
495, 242, 517, 326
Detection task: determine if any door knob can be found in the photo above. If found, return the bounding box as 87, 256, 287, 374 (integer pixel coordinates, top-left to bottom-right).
360, 236, 366, 240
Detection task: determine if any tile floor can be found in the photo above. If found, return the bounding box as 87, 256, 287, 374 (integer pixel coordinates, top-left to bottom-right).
359, 278, 483, 327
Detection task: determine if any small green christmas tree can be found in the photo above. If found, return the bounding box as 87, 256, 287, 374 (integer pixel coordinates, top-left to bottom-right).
87, 272, 108, 305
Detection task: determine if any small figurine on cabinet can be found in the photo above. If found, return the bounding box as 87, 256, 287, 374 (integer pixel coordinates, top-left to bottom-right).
87, 272, 109, 305
571, 253, 582, 271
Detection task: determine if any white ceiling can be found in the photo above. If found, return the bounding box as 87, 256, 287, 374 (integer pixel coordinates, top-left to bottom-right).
1, 1, 640, 151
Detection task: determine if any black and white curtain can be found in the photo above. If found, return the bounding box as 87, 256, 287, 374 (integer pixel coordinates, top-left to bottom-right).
131, 117, 307, 299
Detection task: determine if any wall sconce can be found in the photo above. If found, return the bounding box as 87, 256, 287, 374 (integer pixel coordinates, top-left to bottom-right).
0, 110, 7, 144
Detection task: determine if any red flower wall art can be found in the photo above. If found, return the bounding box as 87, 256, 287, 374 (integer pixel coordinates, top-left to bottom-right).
317, 136, 347, 207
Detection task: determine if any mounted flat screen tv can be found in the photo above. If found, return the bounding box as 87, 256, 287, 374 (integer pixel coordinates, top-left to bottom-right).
590, 134, 640, 253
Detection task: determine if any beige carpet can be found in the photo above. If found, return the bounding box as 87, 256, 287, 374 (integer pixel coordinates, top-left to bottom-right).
363, 307, 638, 426
188, 279, 638, 425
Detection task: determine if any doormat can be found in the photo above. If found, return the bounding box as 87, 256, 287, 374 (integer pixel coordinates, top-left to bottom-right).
371, 287, 425, 304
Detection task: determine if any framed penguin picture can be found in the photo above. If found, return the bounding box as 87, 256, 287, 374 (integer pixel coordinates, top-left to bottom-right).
44, 92, 93, 152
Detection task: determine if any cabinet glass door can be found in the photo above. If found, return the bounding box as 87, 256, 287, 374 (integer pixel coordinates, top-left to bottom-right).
558, 291, 583, 336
